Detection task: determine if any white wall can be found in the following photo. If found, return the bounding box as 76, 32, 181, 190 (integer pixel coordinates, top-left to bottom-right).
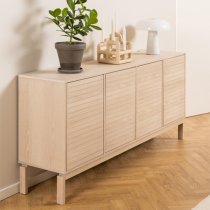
177, 0, 210, 116
0, 0, 176, 198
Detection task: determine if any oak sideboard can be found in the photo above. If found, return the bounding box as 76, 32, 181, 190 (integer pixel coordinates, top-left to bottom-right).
18, 52, 185, 204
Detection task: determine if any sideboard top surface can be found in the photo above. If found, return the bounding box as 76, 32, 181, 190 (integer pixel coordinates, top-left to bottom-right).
19, 51, 184, 83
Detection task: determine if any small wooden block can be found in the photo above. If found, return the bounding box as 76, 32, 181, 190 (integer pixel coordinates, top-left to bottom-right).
19, 165, 28, 194
178, 124, 184, 140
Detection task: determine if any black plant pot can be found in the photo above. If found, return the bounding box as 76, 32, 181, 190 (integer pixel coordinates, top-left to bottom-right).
55, 42, 86, 74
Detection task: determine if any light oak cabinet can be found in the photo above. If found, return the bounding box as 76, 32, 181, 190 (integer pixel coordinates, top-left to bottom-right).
18, 52, 185, 204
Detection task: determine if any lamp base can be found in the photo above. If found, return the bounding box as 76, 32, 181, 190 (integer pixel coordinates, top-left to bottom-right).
147, 31, 160, 55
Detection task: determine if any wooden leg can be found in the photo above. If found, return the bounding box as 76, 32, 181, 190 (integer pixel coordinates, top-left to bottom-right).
178, 123, 184, 140
20, 165, 28, 194
57, 175, 66, 205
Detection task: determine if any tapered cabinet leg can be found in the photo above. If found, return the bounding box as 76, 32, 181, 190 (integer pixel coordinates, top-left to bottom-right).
57, 175, 66, 205
20, 165, 28, 194
178, 123, 184, 140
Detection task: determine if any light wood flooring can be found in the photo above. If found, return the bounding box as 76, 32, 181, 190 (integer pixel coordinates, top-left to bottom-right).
1, 114, 210, 210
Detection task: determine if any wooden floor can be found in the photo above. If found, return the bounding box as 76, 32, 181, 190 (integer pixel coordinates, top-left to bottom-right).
1, 114, 210, 210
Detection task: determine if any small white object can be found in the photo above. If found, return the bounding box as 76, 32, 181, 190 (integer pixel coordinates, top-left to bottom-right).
147, 31, 159, 54
101, 20, 105, 42
115, 10, 118, 32
112, 17, 115, 40
123, 26, 127, 51
136, 18, 171, 55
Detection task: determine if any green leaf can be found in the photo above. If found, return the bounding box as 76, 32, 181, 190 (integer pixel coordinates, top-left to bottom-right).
73, 36, 82, 41
52, 19, 60, 25
74, 24, 80, 29
86, 10, 98, 25
62, 8, 68, 17
88, 18, 98, 25
49, 10, 56, 17
54, 8, 61, 17
70, 18, 74, 25
57, 16, 64, 22
67, 0, 75, 11
92, 9, 98, 15
64, 24, 69, 30
75, 15, 85, 20
91, 25, 102, 30
87, 27, 93, 32
67, 11, 73, 18
90, 10, 97, 19
75, 0, 87, 4
78, 31, 87, 36
65, 16, 72, 26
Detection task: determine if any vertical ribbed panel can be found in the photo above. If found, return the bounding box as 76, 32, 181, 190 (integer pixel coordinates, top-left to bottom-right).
164, 56, 185, 125
67, 76, 104, 171
105, 69, 136, 152
137, 62, 163, 138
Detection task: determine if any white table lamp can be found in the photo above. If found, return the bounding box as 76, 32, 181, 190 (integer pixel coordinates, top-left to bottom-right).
136, 19, 171, 55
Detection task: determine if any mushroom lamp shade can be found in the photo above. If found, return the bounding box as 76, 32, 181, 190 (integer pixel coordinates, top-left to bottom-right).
136, 19, 171, 55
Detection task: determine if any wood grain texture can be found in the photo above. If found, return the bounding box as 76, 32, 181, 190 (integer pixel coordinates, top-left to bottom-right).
19, 165, 28, 195
105, 68, 136, 152
19, 52, 184, 83
65, 119, 183, 180
164, 55, 185, 125
136, 62, 163, 138
18, 77, 66, 173
67, 76, 104, 171
4, 114, 210, 210
57, 175, 66, 205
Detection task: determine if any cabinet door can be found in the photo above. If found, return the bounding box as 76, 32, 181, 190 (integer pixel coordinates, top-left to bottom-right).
136, 62, 163, 138
105, 69, 136, 152
164, 56, 185, 125
67, 76, 104, 171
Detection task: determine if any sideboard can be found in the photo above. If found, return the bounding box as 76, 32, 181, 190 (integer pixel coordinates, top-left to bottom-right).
18, 52, 185, 204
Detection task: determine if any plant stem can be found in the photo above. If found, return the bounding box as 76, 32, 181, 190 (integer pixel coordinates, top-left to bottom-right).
69, 36, 73, 44
56, 22, 73, 44
57, 24, 69, 37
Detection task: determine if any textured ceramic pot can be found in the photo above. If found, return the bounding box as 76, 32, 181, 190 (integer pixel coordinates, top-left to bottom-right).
55, 42, 86, 74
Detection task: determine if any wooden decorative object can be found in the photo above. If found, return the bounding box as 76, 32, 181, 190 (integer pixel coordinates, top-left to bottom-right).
97, 32, 132, 65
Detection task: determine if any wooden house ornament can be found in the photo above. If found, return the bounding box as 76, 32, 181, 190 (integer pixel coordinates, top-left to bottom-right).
97, 32, 133, 65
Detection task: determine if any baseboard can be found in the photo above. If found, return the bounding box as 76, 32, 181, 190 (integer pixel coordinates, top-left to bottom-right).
0, 171, 56, 201
0, 183, 19, 201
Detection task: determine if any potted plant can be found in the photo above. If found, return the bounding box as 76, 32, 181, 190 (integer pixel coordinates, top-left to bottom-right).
48, 0, 101, 73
